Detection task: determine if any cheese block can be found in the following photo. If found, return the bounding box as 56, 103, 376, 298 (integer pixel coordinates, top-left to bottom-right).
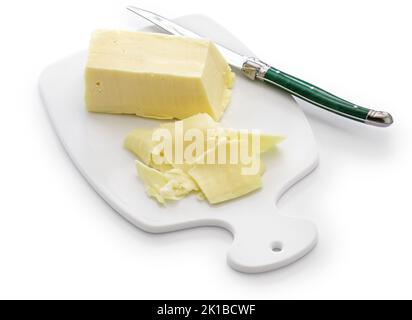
85, 30, 235, 120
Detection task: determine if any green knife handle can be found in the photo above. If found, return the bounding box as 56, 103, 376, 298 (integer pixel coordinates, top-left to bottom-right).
241, 58, 393, 127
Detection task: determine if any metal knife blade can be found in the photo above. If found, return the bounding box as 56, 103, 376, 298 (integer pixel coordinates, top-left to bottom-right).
126, 6, 246, 69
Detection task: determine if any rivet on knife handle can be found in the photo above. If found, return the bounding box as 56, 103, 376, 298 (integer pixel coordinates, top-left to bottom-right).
241, 58, 393, 127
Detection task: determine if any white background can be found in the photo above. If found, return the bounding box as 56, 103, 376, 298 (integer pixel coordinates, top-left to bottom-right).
1, 0, 411, 299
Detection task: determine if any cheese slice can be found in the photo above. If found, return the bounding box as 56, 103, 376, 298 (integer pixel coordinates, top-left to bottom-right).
85, 30, 235, 120
135, 160, 199, 204
187, 142, 263, 204
124, 113, 284, 205
124, 113, 284, 166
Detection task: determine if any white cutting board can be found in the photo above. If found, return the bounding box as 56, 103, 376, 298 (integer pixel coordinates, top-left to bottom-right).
39, 15, 318, 273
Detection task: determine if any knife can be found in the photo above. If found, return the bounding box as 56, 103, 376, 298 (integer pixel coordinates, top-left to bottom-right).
127, 6, 393, 127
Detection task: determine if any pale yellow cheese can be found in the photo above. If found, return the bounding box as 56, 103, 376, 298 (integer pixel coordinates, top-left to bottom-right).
188, 164, 261, 204
124, 113, 284, 205
124, 113, 283, 166
124, 128, 173, 171
187, 142, 263, 204
136, 160, 199, 204
85, 30, 235, 120
124, 128, 154, 165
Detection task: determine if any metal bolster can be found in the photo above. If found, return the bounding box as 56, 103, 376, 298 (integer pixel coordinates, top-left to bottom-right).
241, 57, 270, 80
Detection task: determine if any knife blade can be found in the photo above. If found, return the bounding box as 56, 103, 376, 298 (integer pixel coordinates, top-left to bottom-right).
126, 6, 393, 127
126, 6, 246, 69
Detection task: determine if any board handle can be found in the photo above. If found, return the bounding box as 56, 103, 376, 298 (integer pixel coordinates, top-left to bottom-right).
227, 207, 317, 273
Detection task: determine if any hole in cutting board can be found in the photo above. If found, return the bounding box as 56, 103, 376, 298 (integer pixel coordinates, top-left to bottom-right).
271, 242, 283, 253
